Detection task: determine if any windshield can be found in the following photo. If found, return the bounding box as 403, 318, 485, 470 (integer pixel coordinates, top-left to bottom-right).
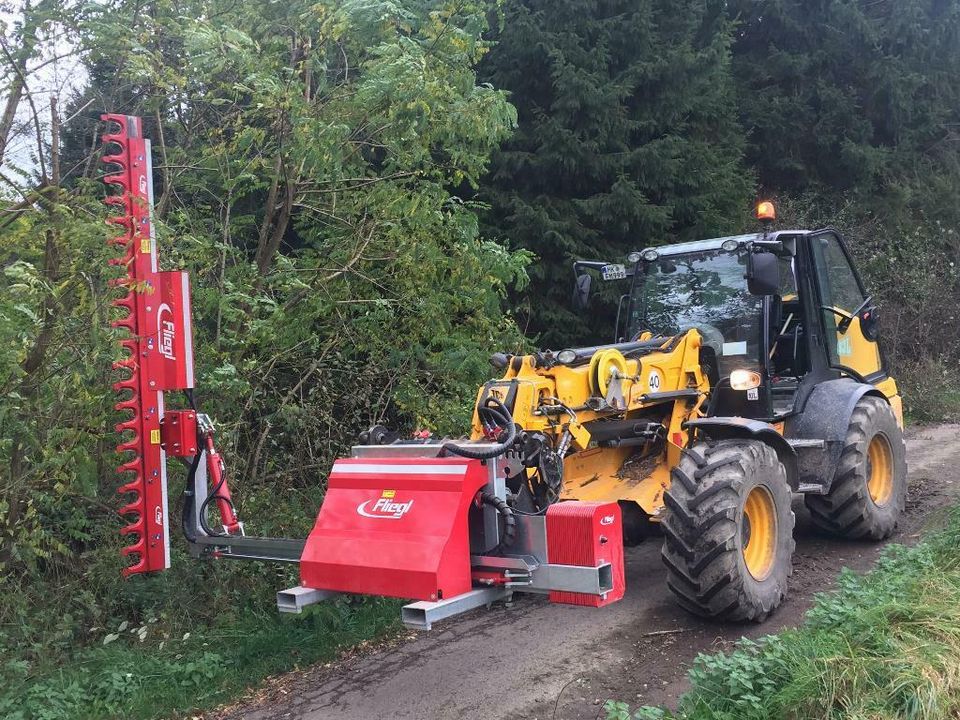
627, 249, 762, 377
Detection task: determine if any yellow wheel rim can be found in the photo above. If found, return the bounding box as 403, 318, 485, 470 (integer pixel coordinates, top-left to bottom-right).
866, 434, 894, 506
742, 485, 777, 581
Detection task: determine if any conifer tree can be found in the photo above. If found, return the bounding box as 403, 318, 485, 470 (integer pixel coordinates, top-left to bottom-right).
729, 0, 960, 210
481, 0, 751, 346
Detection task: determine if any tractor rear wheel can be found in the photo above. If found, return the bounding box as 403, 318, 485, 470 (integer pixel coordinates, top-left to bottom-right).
805, 396, 907, 540
661, 440, 795, 622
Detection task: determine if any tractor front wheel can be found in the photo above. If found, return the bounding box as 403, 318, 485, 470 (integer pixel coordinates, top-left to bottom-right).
661, 439, 795, 622
804, 396, 907, 540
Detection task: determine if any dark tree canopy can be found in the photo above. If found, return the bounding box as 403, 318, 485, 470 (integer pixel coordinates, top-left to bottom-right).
481, 0, 752, 347
730, 0, 960, 207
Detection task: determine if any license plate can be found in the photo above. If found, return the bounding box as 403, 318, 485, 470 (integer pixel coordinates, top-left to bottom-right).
601, 264, 627, 280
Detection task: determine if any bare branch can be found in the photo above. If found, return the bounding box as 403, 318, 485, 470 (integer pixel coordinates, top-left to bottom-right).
0, 34, 47, 180
153, 106, 172, 218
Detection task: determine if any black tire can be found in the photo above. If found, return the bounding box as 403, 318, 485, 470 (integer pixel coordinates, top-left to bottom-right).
661, 440, 795, 622
804, 396, 907, 540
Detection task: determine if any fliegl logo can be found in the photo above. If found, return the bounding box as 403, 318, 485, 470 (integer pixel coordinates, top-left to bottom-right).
157, 303, 176, 361
357, 490, 413, 520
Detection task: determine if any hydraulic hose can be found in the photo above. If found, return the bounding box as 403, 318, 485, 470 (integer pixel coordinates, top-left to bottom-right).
182, 389, 240, 539
197, 434, 241, 538
479, 491, 517, 554
442, 397, 517, 460
198, 457, 233, 538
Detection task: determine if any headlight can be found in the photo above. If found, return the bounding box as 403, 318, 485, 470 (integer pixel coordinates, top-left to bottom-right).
557, 349, 577, 365
721, 239, 740, 252
627, 251, 641, 264
729, 369, 762, 391
641, 248, 659, 262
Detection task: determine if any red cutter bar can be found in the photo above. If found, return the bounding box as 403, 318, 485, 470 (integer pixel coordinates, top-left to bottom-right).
103, 114, 195, 575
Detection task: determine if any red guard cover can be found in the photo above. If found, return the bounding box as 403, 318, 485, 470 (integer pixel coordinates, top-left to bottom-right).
300, 457, 489, 601
153, 270, 195, 391
546, 501, 626, 607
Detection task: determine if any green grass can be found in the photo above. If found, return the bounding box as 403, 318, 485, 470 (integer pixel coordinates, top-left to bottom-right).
0, 485, 411, 720
0, 592, 402, 720
607, 507, 960, 720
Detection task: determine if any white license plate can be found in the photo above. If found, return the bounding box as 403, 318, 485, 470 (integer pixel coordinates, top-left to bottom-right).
601, 264, 627, 280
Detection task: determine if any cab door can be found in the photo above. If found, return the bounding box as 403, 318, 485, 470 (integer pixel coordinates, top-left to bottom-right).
808, 231, 884, 380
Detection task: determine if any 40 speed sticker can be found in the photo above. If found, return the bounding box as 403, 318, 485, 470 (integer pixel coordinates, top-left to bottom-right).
647, 368, 663, 393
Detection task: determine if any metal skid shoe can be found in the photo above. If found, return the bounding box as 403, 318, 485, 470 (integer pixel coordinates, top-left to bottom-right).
104, 115, 627, 630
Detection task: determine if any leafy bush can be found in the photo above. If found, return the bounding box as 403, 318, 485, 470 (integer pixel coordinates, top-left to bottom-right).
0, 595, 401, 720
0, 1, 526, 718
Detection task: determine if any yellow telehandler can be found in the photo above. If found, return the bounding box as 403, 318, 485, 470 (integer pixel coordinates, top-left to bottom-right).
469, 201, 906, 620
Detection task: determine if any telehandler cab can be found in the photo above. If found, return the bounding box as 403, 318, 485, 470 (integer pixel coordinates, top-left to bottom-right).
105, 116, 905, 627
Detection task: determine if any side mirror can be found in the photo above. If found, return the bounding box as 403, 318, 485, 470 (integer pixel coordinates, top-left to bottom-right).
746, 252, 779, 296
573, 273, 592, 309
860, 306, 880, 341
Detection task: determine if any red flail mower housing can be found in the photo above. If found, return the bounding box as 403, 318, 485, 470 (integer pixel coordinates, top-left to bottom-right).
104, 116, 624, 629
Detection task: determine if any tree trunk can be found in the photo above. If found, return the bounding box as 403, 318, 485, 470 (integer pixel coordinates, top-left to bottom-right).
255, 176, 295, 278
0, 73, 27, 165
255, 153, 283, 267
153, 106, 173, 219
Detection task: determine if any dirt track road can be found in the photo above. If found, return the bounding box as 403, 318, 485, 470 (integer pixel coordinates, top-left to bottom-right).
218, 424, 960, 720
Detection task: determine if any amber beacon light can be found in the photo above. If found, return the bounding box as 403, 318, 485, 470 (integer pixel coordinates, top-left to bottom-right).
755, 201, 776, 222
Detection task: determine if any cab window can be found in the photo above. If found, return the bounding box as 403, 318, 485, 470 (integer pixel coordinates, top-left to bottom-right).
779, 256, 798, 298
810, 232, 876, 371
811, 234, 865, 313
